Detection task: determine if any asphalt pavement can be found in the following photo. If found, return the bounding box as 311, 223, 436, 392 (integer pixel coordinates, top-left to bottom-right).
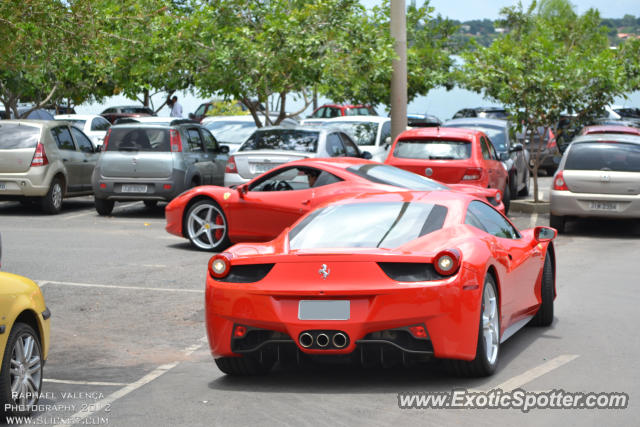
1, 176, 639, 426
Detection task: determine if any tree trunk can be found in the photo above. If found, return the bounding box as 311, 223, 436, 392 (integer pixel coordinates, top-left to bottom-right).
143, 89, 150, 107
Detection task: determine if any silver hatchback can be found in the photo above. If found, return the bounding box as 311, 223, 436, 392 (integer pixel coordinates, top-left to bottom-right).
550, 134, 640, 232
92, 120, 229, 215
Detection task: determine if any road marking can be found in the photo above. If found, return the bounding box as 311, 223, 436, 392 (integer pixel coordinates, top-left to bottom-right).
37, 280, 203, 293
492, 354, 579, 392
528, 212, 539, 228
53, 338, 206, 427
44, 379, 128, 387
62, 210, 97, 221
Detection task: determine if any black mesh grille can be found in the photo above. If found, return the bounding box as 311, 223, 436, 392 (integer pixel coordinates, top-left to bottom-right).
215, 264, 275, 283
377, 262, 446, 282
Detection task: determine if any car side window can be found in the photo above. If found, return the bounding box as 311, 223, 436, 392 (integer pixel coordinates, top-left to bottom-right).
381, 121, 391, 146
480, 136, 492, 160
186, 128, 204, 152
326, 133, 346, 157
194, 104, 206, 116
201, 128, 218, 152
340, 133, 359, 157
51, 126, 76, 151
91, 117, 111, 131
466, 201, 520, 239
313, 108, 326, 118
249, 166, 340, 192
329, 108, 341, 118
70, 127, 95, 153
486, 137, 499, 159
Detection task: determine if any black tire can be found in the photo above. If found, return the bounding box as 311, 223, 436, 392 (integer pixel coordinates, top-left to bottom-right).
550, 214, 565, 233
518, 170, 530, 197
143, 200, 158, 209
40, 177, 64, 214
509, 174, 518, 200
215, 356, 273, 376
95, 198, 115, 216
0, 323, 43, 417
502, 183, 511, 215
530, 253, 554, 326
446, 275, 500, 377
184, 199, 230, 252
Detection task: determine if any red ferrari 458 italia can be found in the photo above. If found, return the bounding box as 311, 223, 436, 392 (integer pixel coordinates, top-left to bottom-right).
205, 191, 557, 376
165, 158, 505, 252
385, 127, 511, 213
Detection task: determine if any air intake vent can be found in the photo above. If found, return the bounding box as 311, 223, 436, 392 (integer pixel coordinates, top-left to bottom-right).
377, 262, 446, 282
214, 264, 275, 283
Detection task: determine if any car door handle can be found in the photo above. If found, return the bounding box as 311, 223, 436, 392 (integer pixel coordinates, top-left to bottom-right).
301, 199, 311, 205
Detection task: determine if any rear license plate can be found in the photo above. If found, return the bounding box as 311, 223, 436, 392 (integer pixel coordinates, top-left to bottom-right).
121, 184, 147, 193
589, 201, 617, 211
252, 163, 276, 174
298, 300, 350, 321
0, 182, 5, 190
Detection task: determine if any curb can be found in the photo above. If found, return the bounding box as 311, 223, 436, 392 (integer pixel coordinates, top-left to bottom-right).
510, 200, 550, 214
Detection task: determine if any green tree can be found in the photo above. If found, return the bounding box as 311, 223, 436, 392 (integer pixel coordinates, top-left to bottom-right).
458, 0, 629, 202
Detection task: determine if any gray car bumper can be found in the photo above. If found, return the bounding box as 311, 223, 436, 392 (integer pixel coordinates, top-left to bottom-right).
93, 169, 187, 201
550, 189, 640, 219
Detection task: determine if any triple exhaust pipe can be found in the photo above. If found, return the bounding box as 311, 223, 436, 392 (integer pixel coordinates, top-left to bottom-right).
299, 331, 348, 349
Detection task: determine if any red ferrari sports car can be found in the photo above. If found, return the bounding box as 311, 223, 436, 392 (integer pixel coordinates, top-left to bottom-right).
165, 158, 505, 252
205, 191, 557, 376
385, 127, 511, 213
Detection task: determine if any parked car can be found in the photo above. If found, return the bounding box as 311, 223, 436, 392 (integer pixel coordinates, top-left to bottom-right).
452, 107, 509, 120
0, 107, 54, 120
549, 134, 640, 233
443, 118, 530, 198
517, 127, 562, 175
165, 158, 504, 251
321, 116, 391, 161
204, 190, 556, 376
112, 117, 180, 126
100, 106, 155, 124
407, 113, 442, 128
0, 234, 51, 416
0, 120, 99, 213
223, 126, 371, 187
202, 114, 298, 154
579, 124, 640, 137
54, 114, 112, 147
384, 127, 511, 213
308, 103, 377, 119
92, 120, 229, 215
189, 100, 265, 122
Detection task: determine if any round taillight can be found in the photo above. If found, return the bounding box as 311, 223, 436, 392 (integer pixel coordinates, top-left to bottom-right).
208, 253, 231, 278
434, 249, 461, 276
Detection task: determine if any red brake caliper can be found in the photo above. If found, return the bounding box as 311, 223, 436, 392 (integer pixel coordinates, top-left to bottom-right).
214, 214, 224, 240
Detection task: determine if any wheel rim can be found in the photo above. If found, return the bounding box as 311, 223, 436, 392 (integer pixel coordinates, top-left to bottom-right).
187, 203, 227, 250
482, 284, 499, 364
52, 183, 62, 209
10, 333, 42, 407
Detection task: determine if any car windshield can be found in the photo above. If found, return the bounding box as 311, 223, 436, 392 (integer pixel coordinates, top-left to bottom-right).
204, 121, 256, 144
289, 201, 448, 250
347, 164, 449, 191
393, 139, 471, 160
0, 123, 40, 149
240, 129, 318, 153
565, 142, 640, 172
345, 107, 373, 116
56, 119, 86, 129
478, 110, 508, 119
106, 128, 170, 152
325, 122, 378, 146
445, 125, 507, 152
121, 107, 152, 114
613, 108, 640, 119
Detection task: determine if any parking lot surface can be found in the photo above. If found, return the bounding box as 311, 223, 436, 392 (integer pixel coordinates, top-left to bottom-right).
1, 177, 638, 425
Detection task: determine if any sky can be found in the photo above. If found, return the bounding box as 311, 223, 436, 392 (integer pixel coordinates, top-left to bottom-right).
360, 0, 640, 21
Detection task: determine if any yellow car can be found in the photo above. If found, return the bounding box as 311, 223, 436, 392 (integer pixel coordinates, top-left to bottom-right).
0, 237, 50, 416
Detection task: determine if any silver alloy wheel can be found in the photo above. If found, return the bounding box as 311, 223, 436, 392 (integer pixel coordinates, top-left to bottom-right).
10, 333, 42, 407
187, 203, 227, 250
52, 182, 63, 209
482, 284, 499, 365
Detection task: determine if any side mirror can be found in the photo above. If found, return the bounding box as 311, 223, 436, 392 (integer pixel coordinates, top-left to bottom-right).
219, 145, 230, 154
510, 143, 524, 153
188, 113, 195, 120
361, 151, 373, 160
95, 145, 102, 153
383, 136, 391, 149
534, 226, 557, 242
498, 152, 509, 161
237, 184, 248, 198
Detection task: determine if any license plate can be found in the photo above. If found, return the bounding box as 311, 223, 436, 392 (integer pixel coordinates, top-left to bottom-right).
121, 184, 147, 193
252, 163, 276, 174
589, 201, 617, 211
298, 300, 350, 320
0, 183, 5, 190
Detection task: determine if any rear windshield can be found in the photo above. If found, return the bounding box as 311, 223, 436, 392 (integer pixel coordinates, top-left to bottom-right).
0, 123, 40, 149
347, 164, 449, 191
565, 142, 640, 172
204, 121, 257, 144
290, 201, 448, 250
56, 119, 86, 129
325, 122, 378, 146
240, 129, 318, 153
106, 128, 170, 152
393, 139, 471, 160
477, 110, 508, 119
444, 125, 507, 152
121, 107, 153, 114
